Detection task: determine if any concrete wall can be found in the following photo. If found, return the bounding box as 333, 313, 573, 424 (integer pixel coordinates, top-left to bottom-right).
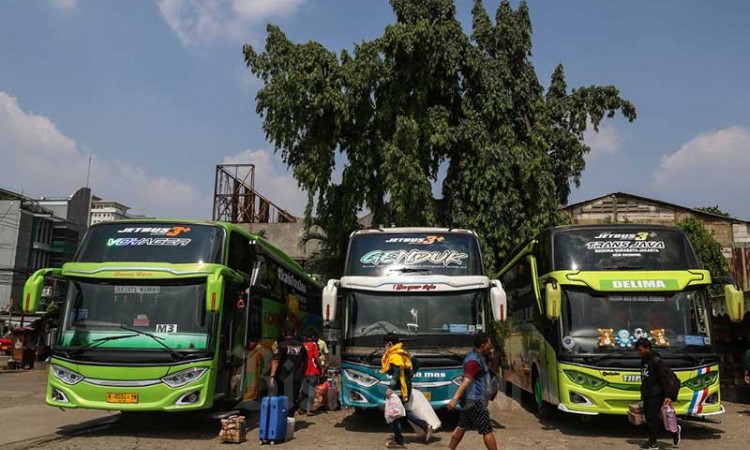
238, 222, 322, 262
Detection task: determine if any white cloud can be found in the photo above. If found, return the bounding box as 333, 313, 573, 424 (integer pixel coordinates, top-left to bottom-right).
49, 0, 80, 11
222, 149, 306, 216
651, 126, 750, 217
0, 91, 210, 219
157, 0, 307, 46
583, 121, 623, 159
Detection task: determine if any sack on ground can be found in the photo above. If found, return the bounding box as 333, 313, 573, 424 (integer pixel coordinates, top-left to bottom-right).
218, 415, 248, 443
312, 383, 328, 412
408, 389, 441, 430
385, 394, 406, 424
326, 384, 340, 411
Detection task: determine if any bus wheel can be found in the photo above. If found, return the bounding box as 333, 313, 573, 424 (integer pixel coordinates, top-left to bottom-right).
533, 374, 550, 420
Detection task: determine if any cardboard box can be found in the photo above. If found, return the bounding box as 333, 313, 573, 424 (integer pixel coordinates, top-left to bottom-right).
628, 402, 643, 414
628, 411, 646, 426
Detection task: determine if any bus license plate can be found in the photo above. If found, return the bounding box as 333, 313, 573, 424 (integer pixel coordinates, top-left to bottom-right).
106, 393, 138, 404
422, 391, 431, 401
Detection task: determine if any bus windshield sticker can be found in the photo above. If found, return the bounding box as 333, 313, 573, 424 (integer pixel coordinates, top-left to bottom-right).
133, 314, 150, 327
114, 286, 161, 294
155, 324, 178, 333
584, 231, 666, 257
384, 236, 445, 245
107, 237, 192, 247
607, 295, 667, 302
449, 324, 469, 334
683, 335, 705, 346
360, 249, 469, 267
116, 226, 192, 236
562, 335, 576, 350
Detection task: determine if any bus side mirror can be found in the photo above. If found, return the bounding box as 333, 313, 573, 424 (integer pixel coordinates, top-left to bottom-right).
724, 284, 745, 323
22, 268, 61, 313
206, 272, 225, 313
545, 280, 561, 321
322, 279, 339, 323
490, 280, 507, 322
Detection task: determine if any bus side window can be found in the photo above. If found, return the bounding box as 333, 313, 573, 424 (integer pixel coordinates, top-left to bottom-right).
228, 232, 252, 277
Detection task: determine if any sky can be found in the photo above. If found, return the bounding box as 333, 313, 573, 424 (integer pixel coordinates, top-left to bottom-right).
1, 1, 750, 220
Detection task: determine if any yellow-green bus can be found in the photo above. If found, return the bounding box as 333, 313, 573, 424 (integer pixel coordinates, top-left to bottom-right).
497, 224, 743, 418
22, 220, 321, 412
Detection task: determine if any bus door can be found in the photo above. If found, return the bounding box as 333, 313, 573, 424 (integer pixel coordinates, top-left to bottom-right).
217, 284, 251, 402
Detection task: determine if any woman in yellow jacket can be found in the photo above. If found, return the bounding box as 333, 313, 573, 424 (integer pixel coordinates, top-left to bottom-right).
381, 333, 431, 448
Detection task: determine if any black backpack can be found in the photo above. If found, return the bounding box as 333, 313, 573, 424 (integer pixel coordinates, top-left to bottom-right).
660, 363, 680, 401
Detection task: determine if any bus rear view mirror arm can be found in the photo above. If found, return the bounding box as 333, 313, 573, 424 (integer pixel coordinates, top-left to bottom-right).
323, 279, 339, 323
490, 280, 507, 322
22, 268, 62, 314
545, 279, 561, 321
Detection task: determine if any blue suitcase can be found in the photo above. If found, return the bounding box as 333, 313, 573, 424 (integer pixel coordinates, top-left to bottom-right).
259, 396, 288, 445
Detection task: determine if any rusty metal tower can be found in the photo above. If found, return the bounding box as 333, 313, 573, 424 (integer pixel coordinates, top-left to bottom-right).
212, 163, 296, 224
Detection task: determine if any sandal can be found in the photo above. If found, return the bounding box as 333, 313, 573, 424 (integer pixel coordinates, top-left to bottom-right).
385, 439, 406, 448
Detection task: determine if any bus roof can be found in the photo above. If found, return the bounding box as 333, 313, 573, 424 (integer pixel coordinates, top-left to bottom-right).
351, 227, 478, 237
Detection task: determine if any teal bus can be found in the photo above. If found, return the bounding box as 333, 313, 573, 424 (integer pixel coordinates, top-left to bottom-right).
497, 224, 744, 418
322, 227, 506, 410
22, 220, 322, 412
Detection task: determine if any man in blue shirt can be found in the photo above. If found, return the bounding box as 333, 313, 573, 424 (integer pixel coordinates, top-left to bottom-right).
446, 333, 497, 450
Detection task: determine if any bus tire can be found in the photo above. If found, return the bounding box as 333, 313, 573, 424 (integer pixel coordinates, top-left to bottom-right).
532, 372, 551, 420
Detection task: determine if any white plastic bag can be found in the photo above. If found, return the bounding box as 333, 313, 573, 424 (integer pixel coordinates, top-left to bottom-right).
407, 389, 441, 430
384, 394, 406, 424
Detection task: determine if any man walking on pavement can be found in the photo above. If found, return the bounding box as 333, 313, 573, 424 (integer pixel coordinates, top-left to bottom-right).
269, 326, 307, 417
446, 333, 497, 450
635, 337, 681, 449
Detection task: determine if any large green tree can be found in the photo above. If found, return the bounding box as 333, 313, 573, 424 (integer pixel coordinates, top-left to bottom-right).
677, 216, 731, 281
244, 0, 636, 278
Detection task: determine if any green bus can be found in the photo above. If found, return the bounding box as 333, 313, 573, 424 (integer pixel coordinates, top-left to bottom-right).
22, 220, 322, 412
497, 224, 744, 418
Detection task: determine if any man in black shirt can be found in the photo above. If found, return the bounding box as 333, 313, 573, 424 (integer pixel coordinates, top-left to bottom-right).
269, 326, 307, 417
635, 337, 680, 449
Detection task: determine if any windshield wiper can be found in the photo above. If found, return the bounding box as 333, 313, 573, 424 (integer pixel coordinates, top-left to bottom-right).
600, 265, 646, 270
120, 325, 184, 360
585, 347, 637, 364
389, 268, 432, 275
656, 348, 700, 366
68, 333, 139, 357
411, 345, 464, 362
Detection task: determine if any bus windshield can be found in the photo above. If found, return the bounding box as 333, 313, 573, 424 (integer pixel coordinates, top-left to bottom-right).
561, 288, 712, 354
59, 279, 213, 351
76, 223, 224, 264
553, 228, 699, 271
345, 233, 483, 276
344, 290, 485, 348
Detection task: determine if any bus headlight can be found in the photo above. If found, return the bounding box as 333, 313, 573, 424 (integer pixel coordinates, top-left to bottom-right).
161, 367, 208, 388
51, 364, 84, 385
684, 372, 717, 391
343, 368, 379, 388
563, 370, 606, 391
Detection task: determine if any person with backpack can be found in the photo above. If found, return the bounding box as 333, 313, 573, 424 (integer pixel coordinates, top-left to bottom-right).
635, 337, 681, 449
381, 333, 432, 448
269, 326, 307, 418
